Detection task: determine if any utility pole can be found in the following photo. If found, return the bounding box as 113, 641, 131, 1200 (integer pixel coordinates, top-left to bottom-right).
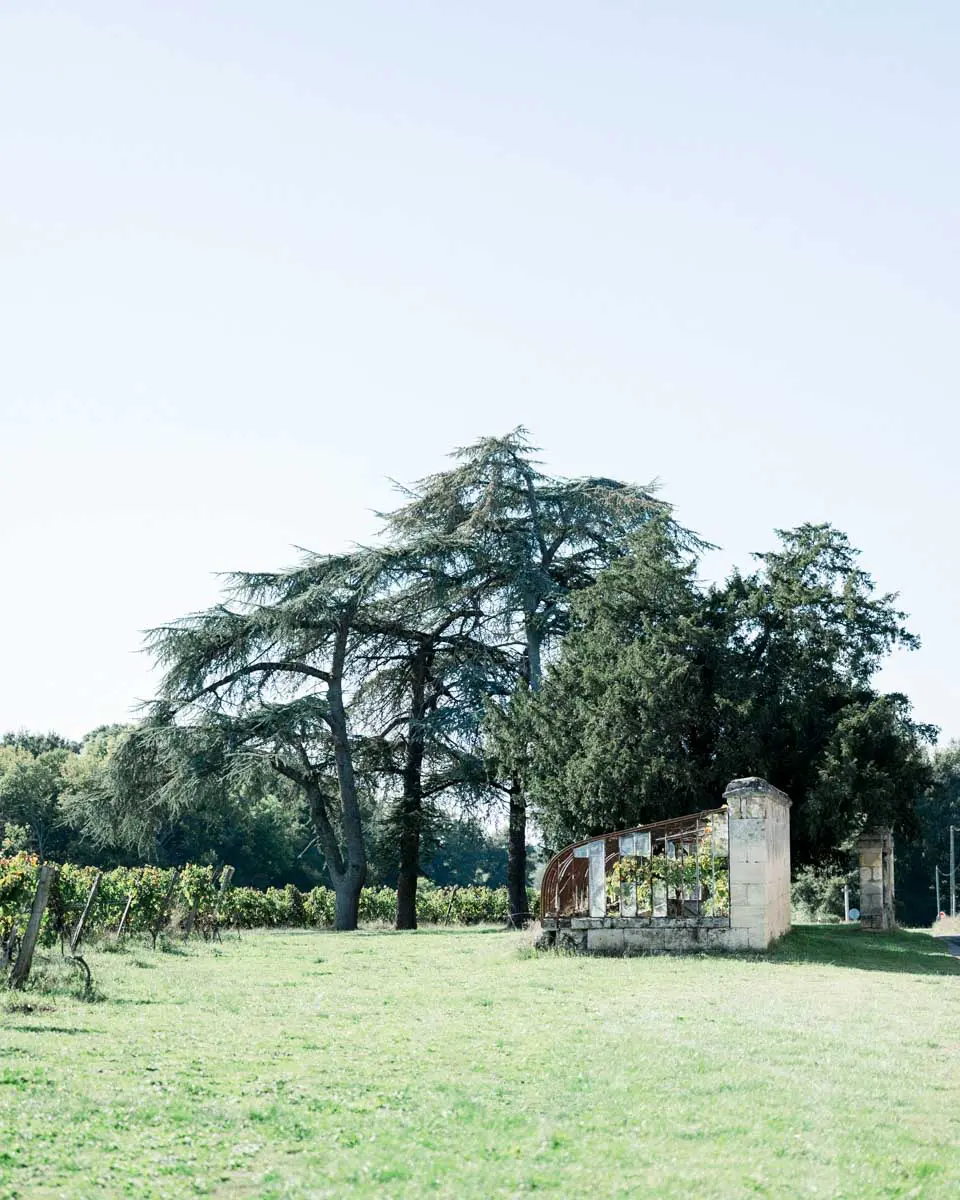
951, 826, 957, 919
935, 866, 941, 919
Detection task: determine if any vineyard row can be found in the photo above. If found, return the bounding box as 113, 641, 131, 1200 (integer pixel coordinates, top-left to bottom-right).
0, 854, 540, 947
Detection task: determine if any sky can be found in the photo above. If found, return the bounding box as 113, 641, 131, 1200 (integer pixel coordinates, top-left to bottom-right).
1, 1, 958, 745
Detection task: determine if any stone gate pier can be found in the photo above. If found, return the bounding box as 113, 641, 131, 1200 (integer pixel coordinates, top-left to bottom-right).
857, 827, 895, 929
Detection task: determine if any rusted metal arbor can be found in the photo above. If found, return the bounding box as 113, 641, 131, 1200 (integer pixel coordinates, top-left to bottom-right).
540, 807, 730, 925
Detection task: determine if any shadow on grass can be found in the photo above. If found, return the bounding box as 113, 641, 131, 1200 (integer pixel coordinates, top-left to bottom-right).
767, 924, 960, 976
4, 1024, 95, 1035
366, 925, 510, 937
256, 925, 511, 938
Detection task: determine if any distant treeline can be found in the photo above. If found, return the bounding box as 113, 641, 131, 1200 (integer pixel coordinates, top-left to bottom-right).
0, 728, 512, 895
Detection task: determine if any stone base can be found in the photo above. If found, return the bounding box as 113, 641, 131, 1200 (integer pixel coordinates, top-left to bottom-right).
543, 920, 773, 956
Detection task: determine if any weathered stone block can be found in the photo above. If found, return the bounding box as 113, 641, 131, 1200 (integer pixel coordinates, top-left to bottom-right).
729, 882, 750, 907
556, 929, 587, 953
733, 907, 766, 932
731, 818, 765, 846
587, 928, 625, 953
746, 882, 766, 907
721, 928, 751, 950
730, 861, 766, 884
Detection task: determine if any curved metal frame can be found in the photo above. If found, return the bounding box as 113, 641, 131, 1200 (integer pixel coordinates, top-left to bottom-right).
540, 806, 729, 925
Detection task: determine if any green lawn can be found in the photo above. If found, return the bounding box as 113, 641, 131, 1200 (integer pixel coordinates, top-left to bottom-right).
2, 925, 958, 1198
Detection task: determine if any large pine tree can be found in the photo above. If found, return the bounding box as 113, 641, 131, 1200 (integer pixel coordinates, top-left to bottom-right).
383, 429, 698, 922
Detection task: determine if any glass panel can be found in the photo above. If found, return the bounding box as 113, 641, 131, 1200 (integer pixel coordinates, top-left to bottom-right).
588, 840, 606, 918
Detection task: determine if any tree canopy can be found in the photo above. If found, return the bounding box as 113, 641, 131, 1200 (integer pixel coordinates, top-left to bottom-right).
501, 521, 935, 868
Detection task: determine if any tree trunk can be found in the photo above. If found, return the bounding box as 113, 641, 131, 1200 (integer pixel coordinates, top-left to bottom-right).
524, 620, 543, 693
302, 780, 363, 933
333, 871, 363, 932
504, 622, 541, 928
396, 651, 428, 931
507, 782, 531, 927
395, 811, 421, 930
325, 623, 367, 929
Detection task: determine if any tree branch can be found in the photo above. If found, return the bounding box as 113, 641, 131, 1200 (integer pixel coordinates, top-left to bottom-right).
187, 660, 332, 701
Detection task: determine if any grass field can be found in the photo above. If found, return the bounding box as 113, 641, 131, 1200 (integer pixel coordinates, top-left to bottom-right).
2, 925, 958, 1199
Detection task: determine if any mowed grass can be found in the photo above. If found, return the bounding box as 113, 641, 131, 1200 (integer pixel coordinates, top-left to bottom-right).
1, 925, 958, 1199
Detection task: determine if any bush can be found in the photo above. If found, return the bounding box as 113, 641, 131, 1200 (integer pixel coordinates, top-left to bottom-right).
359, 887, 397, 924
792, 865, 854, 923
303, 886, 335, 927
0, 852, 40, 944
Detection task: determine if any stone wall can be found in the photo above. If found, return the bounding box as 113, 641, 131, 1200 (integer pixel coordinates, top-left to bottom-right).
551, 777, 793, 955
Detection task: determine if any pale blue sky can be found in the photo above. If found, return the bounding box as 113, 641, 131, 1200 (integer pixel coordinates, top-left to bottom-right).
1, 2, 957, 743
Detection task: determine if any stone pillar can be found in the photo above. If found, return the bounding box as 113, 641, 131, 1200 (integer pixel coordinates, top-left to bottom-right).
857, 828, 895, 929
723, 778, 792, 950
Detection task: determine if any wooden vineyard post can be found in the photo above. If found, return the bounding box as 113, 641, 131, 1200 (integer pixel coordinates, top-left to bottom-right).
216, 865, 235, 914
212, 866, 235, 940
116, 893, 135, 938
118, 866, 147, 939
69, 871, 103, 954
9, 864, 58, 989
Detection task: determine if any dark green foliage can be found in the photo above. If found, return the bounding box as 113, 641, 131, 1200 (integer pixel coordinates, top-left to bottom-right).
713, 525, 934, 865
120, 550, 395, 930
2, 728, 324, 890
504, 521, 934, 868
499, 516, 719, 846
382, 428, 700, 697
420, 814, 510, 887
894, 743, 960, 924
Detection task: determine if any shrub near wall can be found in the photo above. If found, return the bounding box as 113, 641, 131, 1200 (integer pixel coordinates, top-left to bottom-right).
0, 853, 539, 942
